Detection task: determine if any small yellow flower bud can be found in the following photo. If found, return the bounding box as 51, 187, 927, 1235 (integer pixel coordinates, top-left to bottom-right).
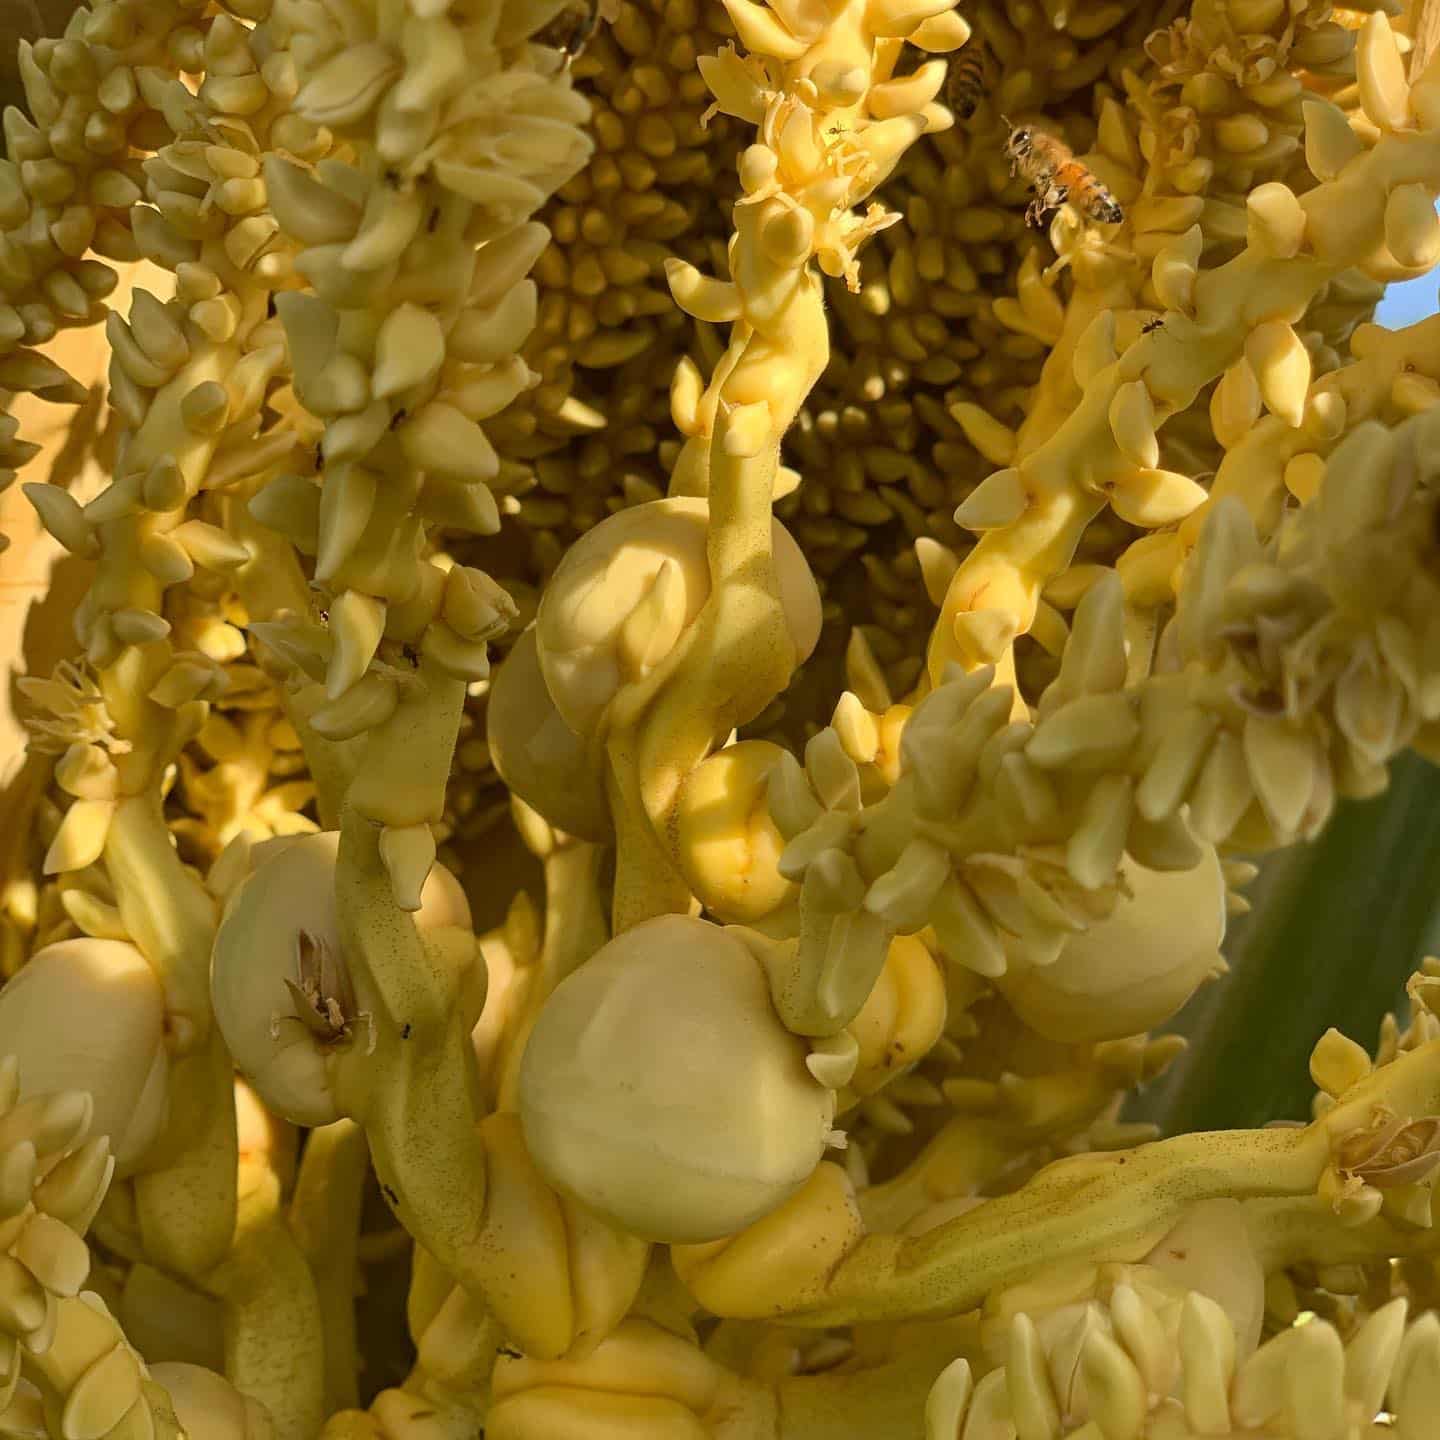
676, 740, 796, 924
1309, 1027, 1373, 1100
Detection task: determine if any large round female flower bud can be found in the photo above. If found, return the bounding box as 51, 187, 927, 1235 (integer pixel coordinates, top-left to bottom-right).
487, 627, 610, 842
518, 915, 834, 1243
996, 848, 1226, 1043
0, 937, 168, 1177
535, 497, 822, 738
211, 831, 477, 1127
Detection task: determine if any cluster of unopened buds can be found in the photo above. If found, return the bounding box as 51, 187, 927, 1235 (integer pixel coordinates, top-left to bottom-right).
3, 0, 1440, 1434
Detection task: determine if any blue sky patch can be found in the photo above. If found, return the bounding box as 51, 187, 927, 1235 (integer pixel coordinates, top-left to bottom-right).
1374, 197, 1440, 326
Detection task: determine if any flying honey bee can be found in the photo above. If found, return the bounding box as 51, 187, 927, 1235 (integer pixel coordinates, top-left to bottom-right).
536, 0, 613, 65
944, 40, 990, 121
1002, 117, 1124, 229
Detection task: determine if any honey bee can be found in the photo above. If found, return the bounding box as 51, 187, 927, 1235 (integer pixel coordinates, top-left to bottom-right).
536, 0, 605, 64
944, 40, 990, 121
1002, 117, 1124, 229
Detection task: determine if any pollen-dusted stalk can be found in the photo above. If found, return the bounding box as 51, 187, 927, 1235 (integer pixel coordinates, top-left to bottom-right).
532, 0, 972, 930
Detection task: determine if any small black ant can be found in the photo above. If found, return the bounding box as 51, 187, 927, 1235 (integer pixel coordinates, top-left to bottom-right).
400, 1022, 412, 1039
382, 1183, 400, 1205
1141, 317, 1165, 334
499, 1345, 523, 1359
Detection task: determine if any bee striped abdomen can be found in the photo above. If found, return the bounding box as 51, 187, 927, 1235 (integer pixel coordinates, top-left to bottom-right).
1003, 119, 1124, 228
945, 44, 989, 120
1055, 159, 1124, 224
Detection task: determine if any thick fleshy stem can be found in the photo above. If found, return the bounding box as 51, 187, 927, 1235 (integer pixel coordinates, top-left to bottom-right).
330, 802, 490, 1342
335, 952, 648, 1363
1243, 1194, 1440, 1273
595, 23, 934, 928
320, 1248, 500, 1436
223, 487, 358, 829
494, 838, 610, 1112
683, 1036, 1440, 1328
602, 748, 697, 933
603, 156, 837, 931
398, 1270, 499, 1433
289, 1118, 368, 1416
283, 683, 366, 833
134, 1032, 238, 1284
105, 795, 237, 1284
200, 1139, 326, 1440
330, 662, 626, 1361
857, 1096, 1115, 1236
606, 427, 797, 932
102, 792, 214, 1048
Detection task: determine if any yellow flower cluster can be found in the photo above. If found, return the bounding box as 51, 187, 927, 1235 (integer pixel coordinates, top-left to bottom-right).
0, 1050, 235, 1439
2, 0, 1440, 1435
